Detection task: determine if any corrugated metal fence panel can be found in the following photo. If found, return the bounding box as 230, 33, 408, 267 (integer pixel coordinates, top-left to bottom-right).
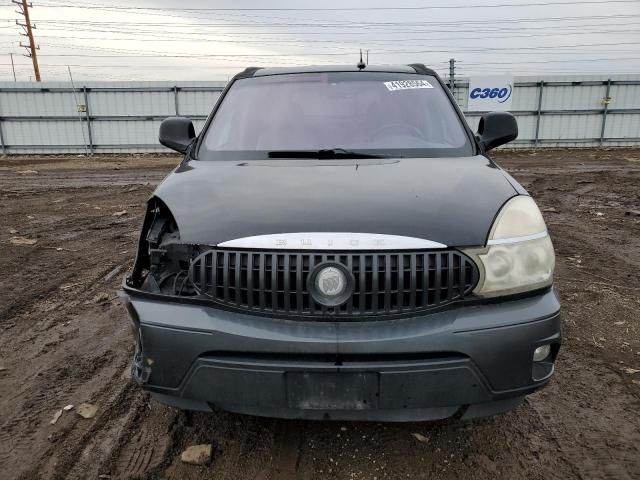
542, 83, 607, 110
1, 91, 79, 116
540, 114, 602, 140
91, 119, 161, 147
513, 115, 539, 142
179, 90, 223, 118
610, 83, 640, 109
606, 113, 640, 139
511, 84, 541, 111
3, 119, 89, 148
1, 76, 639, 153
0, 81, 225, 153
89, 90, 175, 116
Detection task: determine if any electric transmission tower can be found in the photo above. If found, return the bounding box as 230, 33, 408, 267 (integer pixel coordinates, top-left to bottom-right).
13, 0, 41, 81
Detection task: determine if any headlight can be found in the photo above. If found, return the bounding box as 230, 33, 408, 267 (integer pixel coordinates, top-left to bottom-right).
464, 196, 555, 297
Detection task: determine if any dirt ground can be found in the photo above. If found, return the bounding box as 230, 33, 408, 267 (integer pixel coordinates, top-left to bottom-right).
1, 149, 639, 480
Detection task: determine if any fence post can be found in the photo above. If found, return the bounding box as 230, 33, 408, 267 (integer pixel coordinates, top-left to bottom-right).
534, 80, 544, 147
0, 118, 6, 155
600, 79, 611, 147
174, 86, 179, 116
82, 87, 94, 154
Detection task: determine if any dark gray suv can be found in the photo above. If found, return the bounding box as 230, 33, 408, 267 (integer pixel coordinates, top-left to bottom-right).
121, 64, 560, 421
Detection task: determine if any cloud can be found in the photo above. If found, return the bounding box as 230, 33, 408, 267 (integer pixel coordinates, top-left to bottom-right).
1, 0, 639, 81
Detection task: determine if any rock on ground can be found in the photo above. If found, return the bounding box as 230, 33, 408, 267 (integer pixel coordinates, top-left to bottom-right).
180, 444, 212, 465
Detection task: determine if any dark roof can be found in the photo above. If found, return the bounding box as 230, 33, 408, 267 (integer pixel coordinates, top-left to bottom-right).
235, 64, 437, 79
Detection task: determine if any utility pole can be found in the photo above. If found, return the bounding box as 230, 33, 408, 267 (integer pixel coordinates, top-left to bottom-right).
10, 53, 16, 81
13, 0, 41, 81
449, 58, 456, 92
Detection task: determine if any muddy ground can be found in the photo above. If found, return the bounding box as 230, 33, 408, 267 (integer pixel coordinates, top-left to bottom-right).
0, 149, 639, 480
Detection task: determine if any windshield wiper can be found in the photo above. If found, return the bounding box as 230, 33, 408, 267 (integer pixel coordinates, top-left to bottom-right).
267, 148, 393, 159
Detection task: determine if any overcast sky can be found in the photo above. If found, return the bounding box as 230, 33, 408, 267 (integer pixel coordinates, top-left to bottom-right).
1, 0, 639, 81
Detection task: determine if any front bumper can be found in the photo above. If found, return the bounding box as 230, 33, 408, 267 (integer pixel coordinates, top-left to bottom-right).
121, 287, 561, 421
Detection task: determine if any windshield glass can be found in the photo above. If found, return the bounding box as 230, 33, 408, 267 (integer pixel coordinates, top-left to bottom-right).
199, 71, 473, 159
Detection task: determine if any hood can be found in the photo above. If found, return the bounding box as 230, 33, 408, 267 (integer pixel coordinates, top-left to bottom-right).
154, 156, 518, 248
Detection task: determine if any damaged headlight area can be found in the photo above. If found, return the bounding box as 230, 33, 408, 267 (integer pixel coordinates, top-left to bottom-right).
127, 197, 200, 298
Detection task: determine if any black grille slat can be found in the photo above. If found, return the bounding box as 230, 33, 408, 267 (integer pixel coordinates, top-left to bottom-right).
448, 251, 454, 301
190, 248, 478, 319
409, 254, 417, 309
271, 253, 277, 311
434, 253, 442, 305
296, 253, 303, 314
384, 255, 391, 312
284, 254, 290, 311
320, 254, 329, 315
199, 252, 207, 294
247, 253, 254, 308
258, 253, 265, 309
223, 251, 230, 303
347, 255, 354, 314
372, 254, 379, 314
359, 254, 366, 314
235, 252, 242, 306
422, 253, 429, 306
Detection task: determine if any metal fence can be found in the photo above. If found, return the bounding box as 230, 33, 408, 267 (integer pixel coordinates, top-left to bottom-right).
0, 81, 226, 154
452, 74, 640, 148
0, 74, 639, 154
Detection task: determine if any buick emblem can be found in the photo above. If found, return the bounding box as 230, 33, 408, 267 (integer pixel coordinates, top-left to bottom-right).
316, 267, 346, 297
308, 263, 354, 307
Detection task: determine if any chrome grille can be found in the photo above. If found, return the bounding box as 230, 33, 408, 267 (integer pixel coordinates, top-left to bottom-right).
189, 250, 479, 318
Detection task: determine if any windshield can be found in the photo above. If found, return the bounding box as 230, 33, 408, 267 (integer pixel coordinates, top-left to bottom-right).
199, 71, 473, 159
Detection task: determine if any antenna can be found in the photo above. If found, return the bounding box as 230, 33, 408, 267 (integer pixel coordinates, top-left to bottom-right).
357, 49, 366, 70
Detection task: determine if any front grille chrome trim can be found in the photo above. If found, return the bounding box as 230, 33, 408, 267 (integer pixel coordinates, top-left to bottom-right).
189, 248, 479, 319
217, 233, 447, 250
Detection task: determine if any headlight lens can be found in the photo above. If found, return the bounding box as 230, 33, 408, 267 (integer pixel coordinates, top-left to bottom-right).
490, 195, 547, 240
466, 196, 555, 297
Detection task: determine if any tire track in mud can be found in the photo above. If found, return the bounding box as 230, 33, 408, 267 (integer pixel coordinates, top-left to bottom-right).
0, 347, 118, 467
257, 421, 306, 480
17, 360, 138, 480
527, 353, 640, 480
0, 170, 158, 480
116, 425, 168, 477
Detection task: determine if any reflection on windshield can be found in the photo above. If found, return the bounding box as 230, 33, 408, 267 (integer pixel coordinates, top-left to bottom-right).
201, 72, 472, 159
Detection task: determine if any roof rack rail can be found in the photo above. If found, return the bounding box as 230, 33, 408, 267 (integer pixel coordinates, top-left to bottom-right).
235, 67, 263, 79
407, 63, 437, 76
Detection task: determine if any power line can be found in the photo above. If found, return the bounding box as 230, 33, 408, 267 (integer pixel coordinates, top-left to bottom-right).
28, 0, 640, 11
25, 13, 640, 28
11, 27, 639, 47
2, 0, 637, 80
23, 20, 640, 49
6, 55, 640, 69
460, 56, 640, 66
12, 41, 640, 58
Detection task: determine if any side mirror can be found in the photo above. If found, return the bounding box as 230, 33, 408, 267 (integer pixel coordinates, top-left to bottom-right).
476, 112, 518, 152
159, 117, 196, 154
